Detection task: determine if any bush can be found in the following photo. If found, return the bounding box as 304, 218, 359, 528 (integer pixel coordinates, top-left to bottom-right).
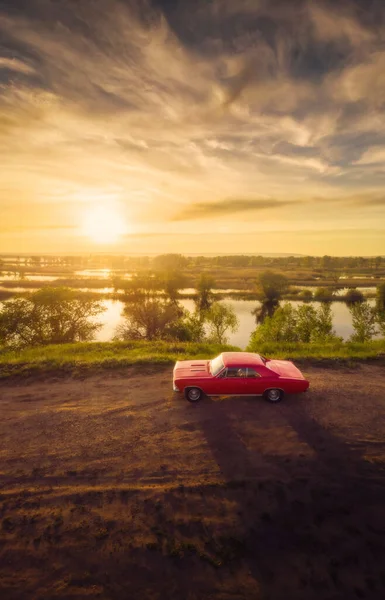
115, 298, 183, 341
248, 302, 340, 348
349, 302, 378, 342
299, 289, 313, 302
377, 283, 385, 312
377, 311, 385, 338
257, 271, 288, 302
165, 313, 206, 342
345, 288, 364, 304
0, 288, 104, 348
194, 274, 215, 313
314, 287, 334, 302
205, 302, 239, 344
248, 304, 298, 346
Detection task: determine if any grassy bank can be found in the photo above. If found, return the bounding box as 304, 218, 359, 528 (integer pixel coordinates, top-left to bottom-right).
0, 341, 240, 378
1, 339, 385, 379
254, 339, 385, 361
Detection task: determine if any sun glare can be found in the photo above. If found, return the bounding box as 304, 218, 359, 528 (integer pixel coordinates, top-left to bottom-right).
81, 206, 128, 244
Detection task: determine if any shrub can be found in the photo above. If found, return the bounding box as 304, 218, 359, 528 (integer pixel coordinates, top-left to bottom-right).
0, 288, 104, 348
377, 311, 385, 338
257, 271, 288, 302
314, 287, 334, 302
377, 283, 385, 312
349, 302, 378, 342
194, 274, 216, 313
248, 304, 298, 346
299, 289, 313, 302
166, 312, 206, 342
205, 302, 239, 344
345, 288, 364, 304
115, 298, 183, 341
248, 302, 340, 347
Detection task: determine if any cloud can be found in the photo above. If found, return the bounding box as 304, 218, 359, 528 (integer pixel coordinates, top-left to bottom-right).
172, 198, 298, 221
0, 57, 35, 74
0, 224, 75, 233
0, 0, 384, 253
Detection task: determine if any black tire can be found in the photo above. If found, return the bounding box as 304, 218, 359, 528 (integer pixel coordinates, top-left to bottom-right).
264, 388, 284, 403
185, 387, 203, 403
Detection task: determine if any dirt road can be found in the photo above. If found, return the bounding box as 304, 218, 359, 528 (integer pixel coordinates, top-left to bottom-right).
1, 364, 385, 599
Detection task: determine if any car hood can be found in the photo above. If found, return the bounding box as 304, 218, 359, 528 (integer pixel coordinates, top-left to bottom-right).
267, 360, 305, 379
173, 359, 212, 379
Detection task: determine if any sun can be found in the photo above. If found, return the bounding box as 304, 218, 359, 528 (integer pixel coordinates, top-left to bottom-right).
81, 206, 128, 244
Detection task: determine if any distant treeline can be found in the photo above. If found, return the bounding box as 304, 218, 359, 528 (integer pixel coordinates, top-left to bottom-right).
1, 253, 384, 272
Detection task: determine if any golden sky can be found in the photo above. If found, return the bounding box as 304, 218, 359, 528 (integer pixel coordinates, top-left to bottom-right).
0, 0, 385, 255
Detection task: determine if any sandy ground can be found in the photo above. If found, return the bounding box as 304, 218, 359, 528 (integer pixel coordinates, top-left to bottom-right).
1, 364, 385, 599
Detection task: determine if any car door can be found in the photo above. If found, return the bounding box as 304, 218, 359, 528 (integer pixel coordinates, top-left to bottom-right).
243, 367, 265, 395
214, 367, 247, 396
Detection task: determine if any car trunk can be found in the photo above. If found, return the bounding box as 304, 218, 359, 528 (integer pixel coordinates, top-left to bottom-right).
267, 360, 305, 379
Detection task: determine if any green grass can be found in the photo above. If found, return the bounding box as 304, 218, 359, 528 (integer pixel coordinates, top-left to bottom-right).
1, 339, 385, 379
252, 339, 385, 361
0, 341, 241, 379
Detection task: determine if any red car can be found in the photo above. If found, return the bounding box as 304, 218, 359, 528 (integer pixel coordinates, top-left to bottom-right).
173, 352, 309, 403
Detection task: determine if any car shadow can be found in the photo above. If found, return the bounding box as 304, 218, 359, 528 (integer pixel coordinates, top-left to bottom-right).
194, 393, 385, 599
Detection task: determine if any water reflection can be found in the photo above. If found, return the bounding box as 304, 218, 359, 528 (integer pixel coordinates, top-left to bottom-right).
74, 270, 132, 279
94, 300, 124, 341
0, 275, 58, 282
295, 286, 374, 296
94, 298, 378, 347
0, 294, 379, 348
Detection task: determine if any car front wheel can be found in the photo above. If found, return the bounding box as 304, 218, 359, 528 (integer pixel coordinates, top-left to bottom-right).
185, 387, 203, 403
264, 388, 283, 403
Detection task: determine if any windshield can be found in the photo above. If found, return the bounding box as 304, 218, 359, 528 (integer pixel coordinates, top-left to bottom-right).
210, 355, 225, 376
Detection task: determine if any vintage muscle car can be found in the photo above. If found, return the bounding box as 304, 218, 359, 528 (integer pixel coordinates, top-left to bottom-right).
173, 352, 309, 403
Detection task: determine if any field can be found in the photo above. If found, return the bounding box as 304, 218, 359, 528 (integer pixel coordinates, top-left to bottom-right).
1, 365, 385, 599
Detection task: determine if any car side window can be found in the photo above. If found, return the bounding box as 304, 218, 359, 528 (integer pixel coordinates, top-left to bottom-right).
225, 367, 246, 378
247, 368, 261, 378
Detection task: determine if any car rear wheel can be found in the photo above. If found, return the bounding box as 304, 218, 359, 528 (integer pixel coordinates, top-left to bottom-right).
185, 387, 203, 403
264, 388, 283, 403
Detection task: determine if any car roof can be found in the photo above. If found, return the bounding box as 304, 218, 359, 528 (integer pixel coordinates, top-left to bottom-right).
221, 352, 265, 367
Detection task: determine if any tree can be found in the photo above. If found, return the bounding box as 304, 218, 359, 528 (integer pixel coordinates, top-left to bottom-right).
295, 305, 319, 343
166, 312, 206, 342
345, 288, 364, 305
257, 271, 288, 302
115, 298, 183, 341
205, 302, 239, 344
122, 272, 160, 301
349, 302, 378, 342
313, 303, 336, 341
195, 274, 215, 314
314, 287, 334, 302
377, 283, 385, 312
321, 255, 332, 270
161, 270, 187, 304
299, 289, 313, 302
252, 298, 279, 324
377, 311, 385, 339
0, 288, 104, 348
110, 273, 124, 292
152, 254, 188, 271
248, 302, 339, 347
249, 304, 298, 346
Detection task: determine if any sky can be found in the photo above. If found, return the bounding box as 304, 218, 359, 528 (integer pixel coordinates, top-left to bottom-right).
0, 0, 385, 256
